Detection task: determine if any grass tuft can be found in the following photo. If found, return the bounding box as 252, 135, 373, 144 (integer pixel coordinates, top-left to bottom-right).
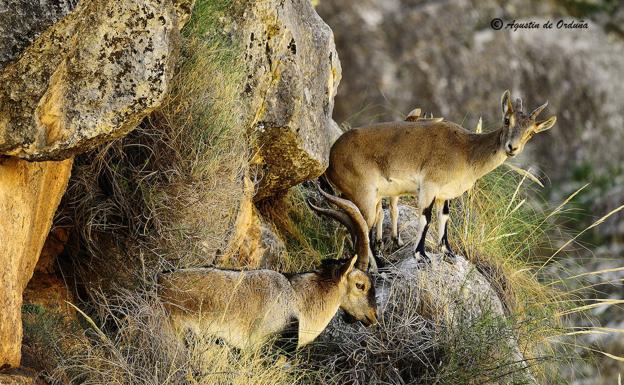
59, 0, 249, 293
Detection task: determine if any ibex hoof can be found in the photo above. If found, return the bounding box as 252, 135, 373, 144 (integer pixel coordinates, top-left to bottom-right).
392, 237, 404, 249
443, 252, 457, 264
414, 251, 432, 267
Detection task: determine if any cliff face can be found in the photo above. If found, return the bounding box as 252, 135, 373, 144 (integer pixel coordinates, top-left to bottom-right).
1, 0, 342, 368
0, 0, 193, 368
317, 0, 624, 184
237, 0, 341, 201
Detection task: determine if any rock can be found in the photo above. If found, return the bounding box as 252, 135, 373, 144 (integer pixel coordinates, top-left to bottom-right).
382, 254, 538, 385
327, 119, 344, 146
0, 0, 76, 70
219, 176, 286, 268
379, 203, 420, 252
380, 255, 506, 321
0, 0, 193, 160
0, 158, 73, 368
22, 227, 74, 320
0, 368, 41, 385
33, 228, 68, 275
314, 255, 538, 385
310, 253, 538, 384
236, 0, 342, 200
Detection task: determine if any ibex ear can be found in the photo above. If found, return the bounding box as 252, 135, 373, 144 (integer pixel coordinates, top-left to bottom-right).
501, 90, 513, 116
535, 116, 556, 133
341, 255, 358, 277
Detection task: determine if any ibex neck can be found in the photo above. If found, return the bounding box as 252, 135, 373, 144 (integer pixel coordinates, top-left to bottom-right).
289, 273, 343, 346
468, 127, 507, 179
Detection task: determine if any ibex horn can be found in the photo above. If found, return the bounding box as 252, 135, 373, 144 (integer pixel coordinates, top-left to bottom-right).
529, 100, 548, 119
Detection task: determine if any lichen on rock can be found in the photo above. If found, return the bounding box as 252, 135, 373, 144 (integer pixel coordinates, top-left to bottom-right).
0, 0, 193, 160
234, 0, 342, 200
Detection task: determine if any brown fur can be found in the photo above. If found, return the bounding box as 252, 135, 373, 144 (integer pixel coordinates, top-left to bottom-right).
159, 256, 377, 349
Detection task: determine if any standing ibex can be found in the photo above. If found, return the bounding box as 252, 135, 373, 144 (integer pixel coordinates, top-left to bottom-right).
326, 90, 556, 263
372, 108, 445, 250
158, 190, 377, 352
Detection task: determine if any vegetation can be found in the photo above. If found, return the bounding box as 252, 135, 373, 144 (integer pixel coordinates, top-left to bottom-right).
59, 0, 249, 293
21, 1, 623, 384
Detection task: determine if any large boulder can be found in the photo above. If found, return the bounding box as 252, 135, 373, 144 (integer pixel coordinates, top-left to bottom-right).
235, 0, 342, 200
0, 0, 193, 368
0, 0, 192, 160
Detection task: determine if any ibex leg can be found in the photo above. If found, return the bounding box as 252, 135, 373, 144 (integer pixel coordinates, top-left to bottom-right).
390, 196, 403, 248
437, 199, 456, 263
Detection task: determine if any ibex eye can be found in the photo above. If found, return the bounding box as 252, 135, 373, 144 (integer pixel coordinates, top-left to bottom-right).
504, 118, 510, 126
356, 283, 365, 291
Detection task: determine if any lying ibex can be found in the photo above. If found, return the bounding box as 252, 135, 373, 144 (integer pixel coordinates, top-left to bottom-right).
326, 90, 556, 263
158, 190, 377, 352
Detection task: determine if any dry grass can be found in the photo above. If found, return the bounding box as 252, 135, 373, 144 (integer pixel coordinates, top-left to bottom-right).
259, 184, 348, 273
31, 290, 303, 385
58, 0, 249, 293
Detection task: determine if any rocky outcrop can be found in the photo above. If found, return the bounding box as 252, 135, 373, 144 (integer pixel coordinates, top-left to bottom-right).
0, 158, 72, 368
0, 0, 76, 70
220, 176, 286, 268
0, 0, 191, 160
0, 0, 193, 368
236, 0, 341, 200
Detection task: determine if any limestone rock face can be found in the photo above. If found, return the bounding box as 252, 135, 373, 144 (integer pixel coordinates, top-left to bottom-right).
0, 0, 192, 160
220, 177, 286, 268
236, 0, 342, 200
0, 0, 76, 70
0, 158, 73, 368
0, 0, 194, 368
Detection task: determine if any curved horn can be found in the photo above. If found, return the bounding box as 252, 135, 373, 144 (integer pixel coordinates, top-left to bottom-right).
306, 198, 358, 245
529, 100, 548, 119
316, 186, 371, 271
